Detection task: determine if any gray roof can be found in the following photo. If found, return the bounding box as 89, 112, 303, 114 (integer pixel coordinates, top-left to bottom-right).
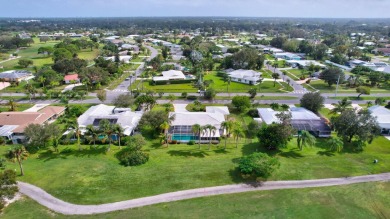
0, 70, 32, 79
169, 112, 225, 128
228, 69, 262, 82
206, 106, 230, 115
0, 125, 18, 137
257, 107, 320, 125
369, 106, 390, 129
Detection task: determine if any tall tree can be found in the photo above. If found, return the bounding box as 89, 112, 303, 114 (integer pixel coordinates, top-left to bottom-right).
99, 119, 114, 151
6, 145, 29, 176
320, 67, 345, 87
300, 92, 325, 113
232, 127, 244, 148
192, 124, 202, 149
160, 121, 170, 148
332, 109, 381, 148
85, 124, 100, 148
112, 124, 124, 148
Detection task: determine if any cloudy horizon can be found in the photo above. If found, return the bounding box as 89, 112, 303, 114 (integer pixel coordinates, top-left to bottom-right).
1, 0, 390, 18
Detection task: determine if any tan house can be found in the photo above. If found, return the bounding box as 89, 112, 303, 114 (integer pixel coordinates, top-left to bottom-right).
0, 106, 65, 144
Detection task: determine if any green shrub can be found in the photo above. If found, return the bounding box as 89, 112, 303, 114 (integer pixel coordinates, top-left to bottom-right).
238, 152, 280, 180
116, 148, 149, 166
188, 140, 195, 145
247, 109, 259, 117
187, 95, 198, 100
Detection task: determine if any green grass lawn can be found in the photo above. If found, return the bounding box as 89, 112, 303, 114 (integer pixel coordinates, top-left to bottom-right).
1, 38, 100, 71
0, 103, 34, 112
1, 134, 390, 205
3, 181, 390, 218
330, 96, 390, 101
309, 80, 390, 93
214, 95, 298, 100
1, 39, 58, 71
138, 71, 292, 93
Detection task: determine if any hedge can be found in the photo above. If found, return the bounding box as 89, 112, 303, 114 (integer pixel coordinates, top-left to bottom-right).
150, 79, 197, 85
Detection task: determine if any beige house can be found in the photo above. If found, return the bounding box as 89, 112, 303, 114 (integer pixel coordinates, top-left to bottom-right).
0, 106, 65, 144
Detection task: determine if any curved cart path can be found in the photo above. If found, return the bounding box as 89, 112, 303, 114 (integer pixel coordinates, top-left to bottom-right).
18, 173, 390, 215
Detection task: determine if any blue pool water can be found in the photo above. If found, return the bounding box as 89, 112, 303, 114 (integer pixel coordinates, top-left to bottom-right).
171, 134, 198, 141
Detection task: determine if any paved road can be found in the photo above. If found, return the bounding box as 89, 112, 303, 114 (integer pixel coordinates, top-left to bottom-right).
111, 44, 158, 93
266, 64, 306, 93
18, 173, 390, 215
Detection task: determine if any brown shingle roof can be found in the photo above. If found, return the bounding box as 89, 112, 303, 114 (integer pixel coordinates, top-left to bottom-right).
0, 106, 65, 133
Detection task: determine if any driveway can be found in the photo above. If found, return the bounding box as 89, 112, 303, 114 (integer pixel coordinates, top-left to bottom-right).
17, 172, 390, 215
173, 104, 189, 112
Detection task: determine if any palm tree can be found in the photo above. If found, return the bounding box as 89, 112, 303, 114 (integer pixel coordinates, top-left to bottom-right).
85, 124, 100, 148
99, 119, 114, 151
286, 78, 291, 86
112, 124, 124, 148
272, 62, 278, 73
208, 125, 217, 150
232, 127, 244, 148
191, 124, 202, 149
330, 98, 352, 114
38, 76, 46, 89
297, 130, 316, 151
6, 145, 29, 176
160, 121, 170, 147
272, 73, 279, 87
327, 137, 343, 152
68, 120, 82, 151
220, 121, 229, 149
7, 99, 18, 111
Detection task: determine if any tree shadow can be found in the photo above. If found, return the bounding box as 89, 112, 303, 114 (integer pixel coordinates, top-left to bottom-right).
214, 148, 230, 154
317, 150, 336, 157
167, 149, 209, 158
37, 150, 69, 162
37, 146, 108, 161
71, 146, 108, 157
150, 142, 163, 149
241, 142, 280, 157
278, 149, 304, 159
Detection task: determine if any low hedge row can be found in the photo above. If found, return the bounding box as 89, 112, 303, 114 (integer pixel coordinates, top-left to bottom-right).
150, 79, 197, 85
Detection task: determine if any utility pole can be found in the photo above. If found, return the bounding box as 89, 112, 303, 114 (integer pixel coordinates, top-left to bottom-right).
334, 74, 341, 97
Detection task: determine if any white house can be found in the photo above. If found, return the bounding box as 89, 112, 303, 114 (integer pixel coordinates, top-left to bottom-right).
153, 70, 186, 81
368, 106, 390, 134
216, 44, 228, 53
104, 55, 132, 63
257, 107, 331, 137
206, 106, 230, 117
77, 104, 143, 136
227, 69, 262, 85
286, 60, 326, 68
168, 111, 227, 143
274, 52, 302, 60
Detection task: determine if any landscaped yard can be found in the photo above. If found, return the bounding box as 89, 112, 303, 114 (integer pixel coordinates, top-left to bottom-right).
308, 79, 390, 93
3, 181, 390, 218
135, 71, 293, 93
1, 133, 389, 205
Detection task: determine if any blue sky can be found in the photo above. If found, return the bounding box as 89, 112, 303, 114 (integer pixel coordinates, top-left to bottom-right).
2, 0, 390, 18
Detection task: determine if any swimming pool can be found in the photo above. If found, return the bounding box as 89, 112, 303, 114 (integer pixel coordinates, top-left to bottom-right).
171, 134, 198, 141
